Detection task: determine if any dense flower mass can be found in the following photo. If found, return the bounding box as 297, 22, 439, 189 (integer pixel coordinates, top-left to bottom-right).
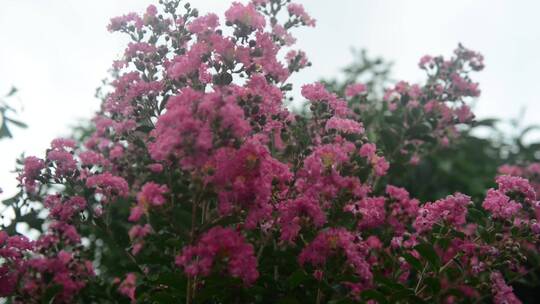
414, 193, 471, 233
299, 228, 372, 282
2, 1, 539, 303
85, 172, 129, 201
175, 226, 259, 284
490, 271, 522, 304
19, 156, 44, 192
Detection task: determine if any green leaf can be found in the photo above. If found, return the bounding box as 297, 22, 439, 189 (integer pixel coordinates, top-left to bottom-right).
2, 191, 22, 206
361, 289, 389, 304
467, 208, 486, 226
154, 271, 187, 291
390, 288, 415, 299
6, 87, 18, 97
414, 243, 441, 270
213, 72, 233, 86
287, 269, 309, 288
136, 124, 154, 133
374, 274, 406, 291
406, 122, 432, 138
407, 295, 428, 304
473, 118, 498, 127
423, 277, 441, 294
0, 124, 13, 139
6, 117, 27, 128
327, 300, 356, 304
277, 296, 301, 304
402, 253, 422, 271
281, 83, 293, 91
149, 291, 178, 303
42, 284, 63, 304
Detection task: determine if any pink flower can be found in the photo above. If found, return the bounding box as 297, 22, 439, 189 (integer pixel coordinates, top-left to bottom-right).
51, 222, 81, 244
490, 271, 522, 304
109, 145, 124, 159
344, 197, 386, 229
299, 228, 372, 282
455, 104, 474, 123
272, 25, 296, 46
188, 13, 220, 34
287, 3, 316, 27
128, 224, 152, 255
148, 88, 216, 169
251, 32, 290, 82
44, 195, 86, 222
176, 227, 259, 284
22, 156, 45, 177
19, 156, 45, 192
496, 175, 536, 202
386, 185, 409, 201
147, 163, 163, 173
482, 189, 522, 219
386, 186, 419, 231
286, 50, 309, 70
325, 117, 364, 134
359, 143, 376, 158
418, 55, 434, 69
225, 2, 265, 30
301, 82, 334, 102
527, 163, 540, 175
51, 138, 77, 150
366, 235, 383, 249
167, 43, 207, 80
210, 138, 292, 229
301, 82, 350, 117
47, 150, 77, 177
118, 273, 137, 302
498, 165, 523, 176
137, 182, 168, 207
79, 151, 108, 167
301, 142, 355, 178
124, 42, 156, 59
373, 156, 390, 176
450, 73, 481, 97
0, 266, 17, 297
128, 206, 144, 222
128, 224, 152, 241
108, 12, 143, 32
409, 154, 420, 165
86, 173, 129, 200
359, 143, 389, 176
278, 197, 326, 242
345, 83, 367, 98
414, 193, 471, 233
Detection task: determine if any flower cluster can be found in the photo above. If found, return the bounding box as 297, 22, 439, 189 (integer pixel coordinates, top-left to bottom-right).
299, 228, 372, 283
176, 226, 259, 284
414, 193, 471, 233
0, 192, 93, 302
2, 1, 539, 303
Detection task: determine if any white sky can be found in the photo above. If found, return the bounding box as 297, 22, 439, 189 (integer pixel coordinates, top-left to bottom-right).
1, 0, 540, 200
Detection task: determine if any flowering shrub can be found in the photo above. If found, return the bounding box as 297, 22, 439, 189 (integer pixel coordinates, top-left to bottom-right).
2, 0, 540, 303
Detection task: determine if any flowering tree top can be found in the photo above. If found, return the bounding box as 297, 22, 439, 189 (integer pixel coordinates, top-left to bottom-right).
1, 1, 538, 303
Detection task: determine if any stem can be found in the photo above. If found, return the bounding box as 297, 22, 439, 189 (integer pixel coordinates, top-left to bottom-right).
439, 254, 461, 273
186, 277, 192, 304
186, 183, 206, 304
316, 286, 322, 304
186, 201, 198, 304
414, 263, 429, 295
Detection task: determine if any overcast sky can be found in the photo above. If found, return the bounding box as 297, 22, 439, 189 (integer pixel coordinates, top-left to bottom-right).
2, 0, 540, 200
